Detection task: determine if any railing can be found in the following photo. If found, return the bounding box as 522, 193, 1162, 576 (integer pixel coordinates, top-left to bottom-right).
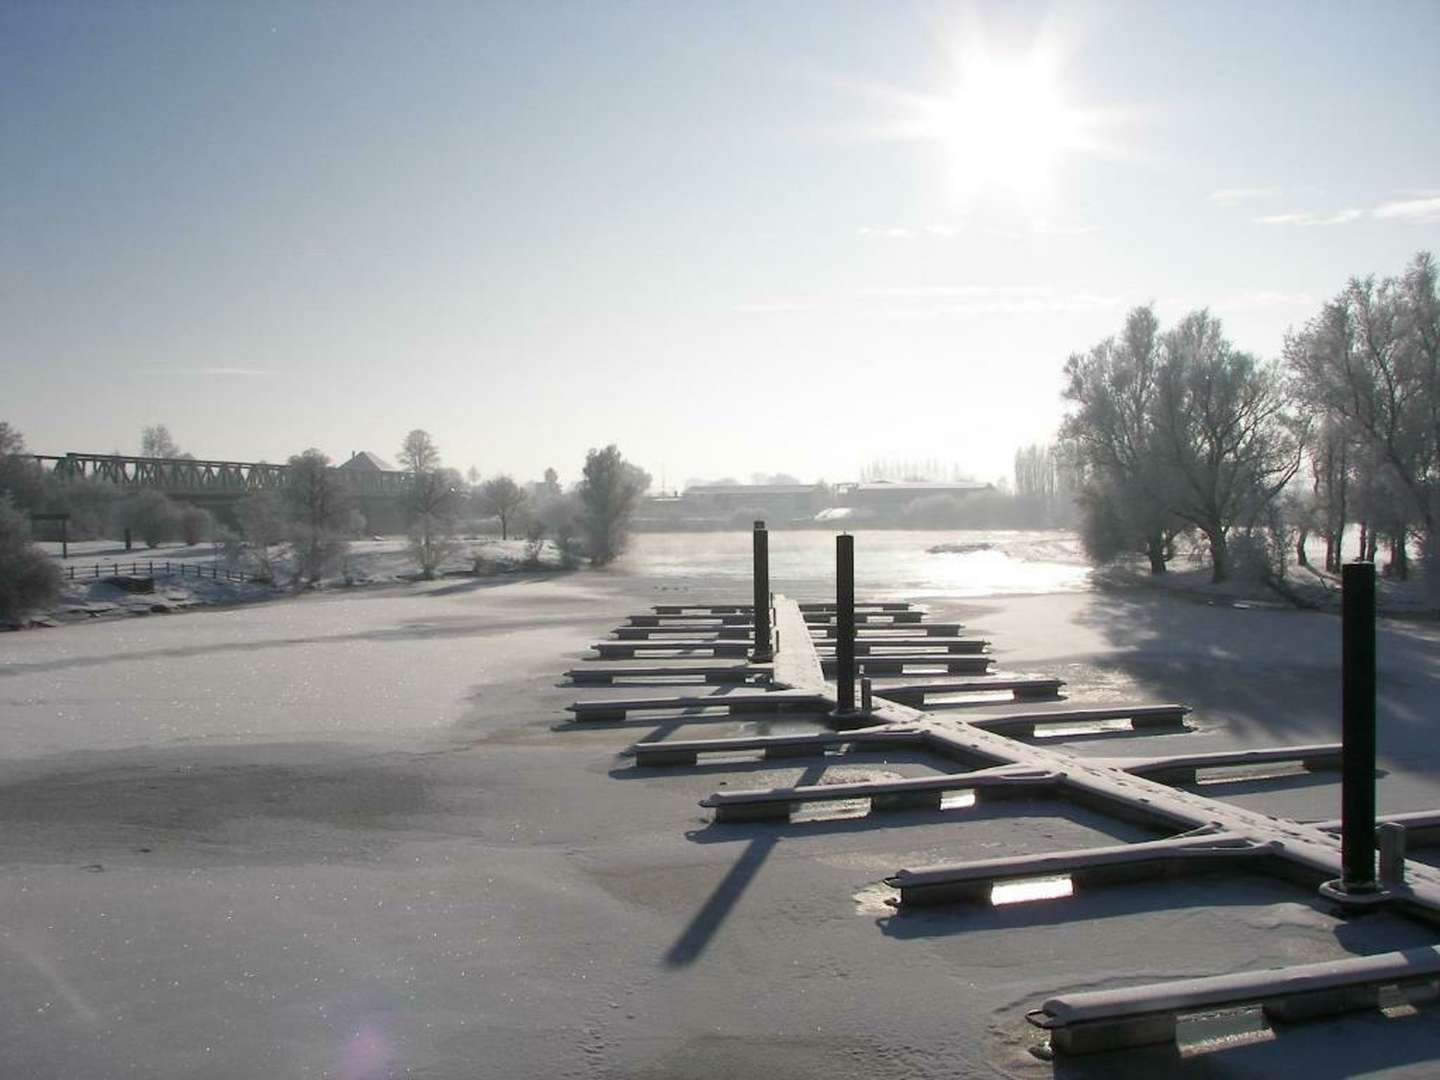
65, 560, 251, 584
34, 453, 413, 498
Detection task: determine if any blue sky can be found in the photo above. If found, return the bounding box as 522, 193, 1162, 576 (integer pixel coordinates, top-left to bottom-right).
4, 1, 1437, 488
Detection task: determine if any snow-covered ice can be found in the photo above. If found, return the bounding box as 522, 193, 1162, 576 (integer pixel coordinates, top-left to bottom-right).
2, 531, 1438, 1078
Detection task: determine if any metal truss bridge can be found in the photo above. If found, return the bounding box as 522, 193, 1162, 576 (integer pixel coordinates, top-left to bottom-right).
34, 452, 412, 502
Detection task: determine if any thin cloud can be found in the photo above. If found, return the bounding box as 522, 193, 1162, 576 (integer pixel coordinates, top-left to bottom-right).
1029, 219, 1098, 237
1217, 290, 1316, 310
1209, 187, 1284, 204
1373, 196, 1440, 223
858, 226, 917, 240
860, 285, 1121, 318
142, 366, 272, 376
857, 224, 962, 240
1255, 208, 1363, 227
734, 302, 817, 314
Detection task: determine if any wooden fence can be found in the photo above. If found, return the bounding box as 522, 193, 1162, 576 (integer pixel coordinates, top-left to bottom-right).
65, 561, 250, 584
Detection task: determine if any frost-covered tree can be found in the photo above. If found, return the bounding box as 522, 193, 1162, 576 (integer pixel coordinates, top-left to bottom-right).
141, 424, 182, 459
396, 432, 458, 579
1286, 252, 1439, 595
236, 491, 286, 582
284, 449, 353, 584
578, 445, 649, 566
408, 467, 461, 579
0, 499, 62, 623
1062, 306, 1186, 573
118, 490, 181, 548
0, 422, 43, 511
479, 475, 527, 540
1153, 311, 1303, 582
398, 429, 441, 474
177, 504, 215, 545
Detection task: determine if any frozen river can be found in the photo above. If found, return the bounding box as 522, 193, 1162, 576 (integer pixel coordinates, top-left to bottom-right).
3, 531, 1440, 1078
618, 528, 1091, 600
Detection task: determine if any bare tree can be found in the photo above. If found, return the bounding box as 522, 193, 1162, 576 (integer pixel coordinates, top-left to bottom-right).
284, 449, 353, 584
408, 467, 461, 579
0, 422, 23, 457
578, 445, 649, 566
396, 431, 459, 578
398, 429, 441, 474
141, 424, 182, 459
479, 475, 527, 540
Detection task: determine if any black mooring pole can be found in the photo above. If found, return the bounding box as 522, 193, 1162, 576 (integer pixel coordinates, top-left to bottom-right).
835, 533, 856, 715
751, 520, 773, 663
1341, 560, 1378, 894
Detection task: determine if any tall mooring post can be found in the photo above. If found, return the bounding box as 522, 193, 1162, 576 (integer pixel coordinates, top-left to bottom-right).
1321, 560, 1382, 907
1341, 560, 1379, 895
834, 533, 856, 716
751, 520, 773, 663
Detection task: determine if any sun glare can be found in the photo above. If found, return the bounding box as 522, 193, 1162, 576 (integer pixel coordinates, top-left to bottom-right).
883, 37, 1102, 205
941, 54, 1078, 195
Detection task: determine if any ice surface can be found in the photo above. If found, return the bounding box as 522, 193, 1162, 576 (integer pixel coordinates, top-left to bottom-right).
2, 533, 1438, 1077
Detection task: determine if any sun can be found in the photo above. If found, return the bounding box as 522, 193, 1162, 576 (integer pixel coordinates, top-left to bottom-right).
940, 54, 1079, 196
888, 40, 1099, 204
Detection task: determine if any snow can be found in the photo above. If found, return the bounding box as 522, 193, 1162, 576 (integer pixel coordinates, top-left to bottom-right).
1, 531, 1438, 1077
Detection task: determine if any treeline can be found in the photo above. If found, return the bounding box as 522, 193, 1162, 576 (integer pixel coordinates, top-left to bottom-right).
0, 423, 652, 619
1062, 251, 1437, 588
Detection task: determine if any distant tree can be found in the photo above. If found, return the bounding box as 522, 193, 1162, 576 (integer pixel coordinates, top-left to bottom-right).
44, 476, 116, 540
1153, 311, 1303, 581
118, 490, 181, 548
141, 424, 182, 459
0, 422, 43, 510
0, 499, 62, 623
522, 516, 546, 568
466, 465, 481, 486
539, 491, 583, 568
397, 431, 459, 578
578, 445, 649, 566
398, 429, 440, 474
177, 504, 216, 545
408, 467, 462, 579
284, 449, 353, 584
479, 475, 528, 540
236, 491, 287, 582
0, 422, 23, 457
541, 467, 561, 496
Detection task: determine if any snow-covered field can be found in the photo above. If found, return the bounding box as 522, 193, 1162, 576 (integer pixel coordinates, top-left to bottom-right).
2, 532, 1439, 1078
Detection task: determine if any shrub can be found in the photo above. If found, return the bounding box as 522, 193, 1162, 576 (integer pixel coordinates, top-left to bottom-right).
0, 500, 63, 623
119, 491, 181, 548
177, 504, 216, 545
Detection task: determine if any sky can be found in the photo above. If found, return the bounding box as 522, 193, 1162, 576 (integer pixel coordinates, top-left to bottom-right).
3, 1, 1438, 490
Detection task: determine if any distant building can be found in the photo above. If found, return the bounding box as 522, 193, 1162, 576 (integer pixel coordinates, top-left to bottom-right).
836, 479, 993, 513
681, 483, 827, 519
339, 450, 399, 473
